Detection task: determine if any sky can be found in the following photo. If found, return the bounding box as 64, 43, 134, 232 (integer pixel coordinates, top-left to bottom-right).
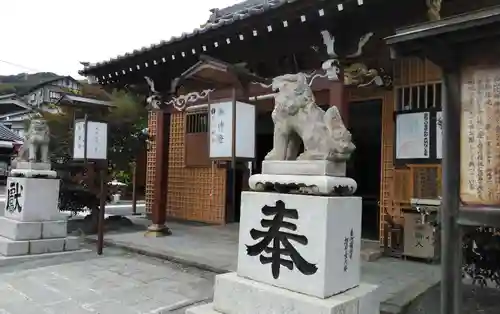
0, 0, 242, 79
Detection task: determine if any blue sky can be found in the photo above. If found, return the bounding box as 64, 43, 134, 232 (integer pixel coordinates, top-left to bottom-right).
0, 0, 241, 79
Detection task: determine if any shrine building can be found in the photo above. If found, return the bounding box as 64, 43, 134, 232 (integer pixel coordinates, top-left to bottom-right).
80, 0, 498, 243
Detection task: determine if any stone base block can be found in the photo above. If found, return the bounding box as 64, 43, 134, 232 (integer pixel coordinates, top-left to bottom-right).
248, 174, 357, 196
0, 235, 78, 257
186, 273, 379, 314
14, 162, 51, 171
145, 224, 173, 237
0, 236, 30, 256
4, 176, 60, 222
10, 169, 58, 178
64, 236, 80, 251
30, 238, 65, 255
42, 220, 67, 239
238, 192, 362, 298
186, 304, 218, 314
262, 160, 346, 177
0, 217, 42, 240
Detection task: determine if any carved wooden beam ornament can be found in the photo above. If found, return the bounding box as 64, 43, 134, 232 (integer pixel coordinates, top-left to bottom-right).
426, 0, 442, 21
144, 76, 214, 112
318, 30, 392, 88
320, 30, 374, 59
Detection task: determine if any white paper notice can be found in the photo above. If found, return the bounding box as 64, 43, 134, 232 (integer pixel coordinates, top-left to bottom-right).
396, 112, 430, 159
73, 121, 108, 160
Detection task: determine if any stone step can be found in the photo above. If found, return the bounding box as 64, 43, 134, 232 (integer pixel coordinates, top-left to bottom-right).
0, 236, 80, 257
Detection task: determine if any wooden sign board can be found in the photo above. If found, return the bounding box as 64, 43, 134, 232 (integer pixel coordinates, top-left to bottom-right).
460, 67, 500, 205
209, 101, 255, 160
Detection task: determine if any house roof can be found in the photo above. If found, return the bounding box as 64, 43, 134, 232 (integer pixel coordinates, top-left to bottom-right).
0, 93, 16, 100
18, 76, 78, 96
80, 0, 390, 86
386, 5, 500, 45
0, 95, 32, 114
0, 109, 32, 121
79, 0, 309, 76
0, 124, 23, 142
59, 94, 115, 108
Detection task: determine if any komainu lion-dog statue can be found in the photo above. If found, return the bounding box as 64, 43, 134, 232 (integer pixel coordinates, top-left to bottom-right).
12, 117, 50, 167
265, 73, 355, 162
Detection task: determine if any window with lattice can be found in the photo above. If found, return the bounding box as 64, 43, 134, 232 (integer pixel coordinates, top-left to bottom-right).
396, 82, 442, 112
186, 112, 208, 133
185, 111, 210, 167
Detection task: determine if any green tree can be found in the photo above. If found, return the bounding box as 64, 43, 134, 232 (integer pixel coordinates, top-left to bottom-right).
107, 90, 149, 173
27, 85, 149, 231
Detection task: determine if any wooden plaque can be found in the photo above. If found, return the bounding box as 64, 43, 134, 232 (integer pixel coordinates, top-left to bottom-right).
460, 66, 500, 205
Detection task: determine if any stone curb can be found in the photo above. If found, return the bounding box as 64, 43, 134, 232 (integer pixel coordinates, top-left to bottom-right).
84, 237, 229, 274
380, 280, 441, 314
0, 248, 94, 268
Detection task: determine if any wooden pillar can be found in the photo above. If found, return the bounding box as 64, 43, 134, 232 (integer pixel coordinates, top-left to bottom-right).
226, 86, 250, 224
329, 71, 349, 126
145, 111, 172, 237
440, 62, 462, 314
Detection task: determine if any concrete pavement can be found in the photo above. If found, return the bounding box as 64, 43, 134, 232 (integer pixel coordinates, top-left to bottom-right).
0, 244, 215, 314
86, 218, 442, 314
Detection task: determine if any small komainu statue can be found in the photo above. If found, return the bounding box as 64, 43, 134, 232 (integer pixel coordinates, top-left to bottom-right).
265, 73, 355, 162
14, 118, 50, 165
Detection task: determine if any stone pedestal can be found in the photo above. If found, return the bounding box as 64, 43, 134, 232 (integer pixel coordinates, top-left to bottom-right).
238, 192, 361, 298
188, 273, 379, 314
249, 160, 357, 196
262, 160, 347, 176
0, 173, 80, 257
4, 176, 62, 222
186, 190, 379, 314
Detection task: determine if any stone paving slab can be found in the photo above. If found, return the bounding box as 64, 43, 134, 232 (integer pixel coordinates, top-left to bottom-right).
0, 246, 215, 314
86, 220, 441, 313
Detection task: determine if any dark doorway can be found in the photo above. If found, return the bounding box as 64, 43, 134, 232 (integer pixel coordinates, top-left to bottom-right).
347, 100, 382, 240
254, 112, 275, 174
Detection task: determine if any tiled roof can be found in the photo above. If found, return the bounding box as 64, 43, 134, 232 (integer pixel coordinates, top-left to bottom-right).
80, 0, 299, 74
0, 124, 23, 142
62, 95, 114, 108
17, 76, 74, 96
386, 4, 500, 44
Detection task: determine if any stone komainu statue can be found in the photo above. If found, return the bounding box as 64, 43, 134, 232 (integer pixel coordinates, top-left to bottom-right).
265, 73, 355, 162
13, 117, 50, 165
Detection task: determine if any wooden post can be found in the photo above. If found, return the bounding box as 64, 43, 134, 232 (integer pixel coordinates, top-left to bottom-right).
131, 161, 138, 215
97, 163, 107, 255
230, 88, 237, 223
334, 64, 349, 126
440, 64, 462, 314
145, 111, 171, 236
